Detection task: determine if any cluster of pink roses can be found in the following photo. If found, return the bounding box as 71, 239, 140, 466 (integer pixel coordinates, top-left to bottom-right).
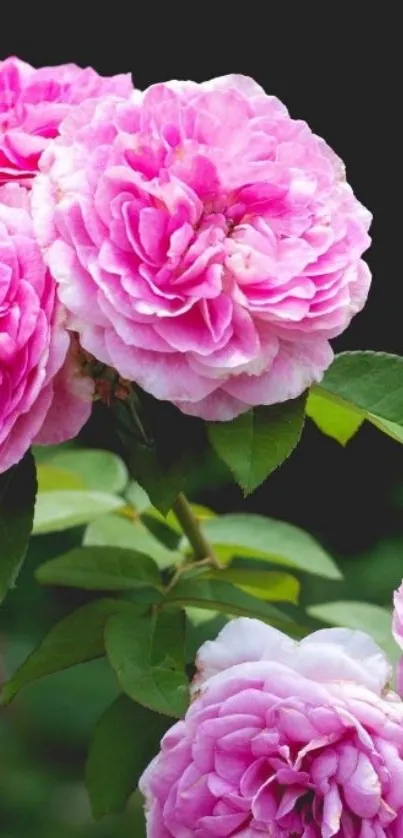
140, 587, 403, 837
0, 57, 371, 473
0, 56, 133, 471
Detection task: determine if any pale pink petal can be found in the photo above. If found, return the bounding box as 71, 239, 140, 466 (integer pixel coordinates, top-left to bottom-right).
105, 334, 218, 403
34, 345, 93, 445
0, 386, 53, 473
31, 71, 370, 421
0, 181, 92, 473
299, 628, 392, 695
223, 339, 333, 406
393, 583, 403, 651
194, 619, 296, 692
396, 659, 403, 698
174, 389, 249, 421
138, 611, 403, 836
0, 55, 133, 185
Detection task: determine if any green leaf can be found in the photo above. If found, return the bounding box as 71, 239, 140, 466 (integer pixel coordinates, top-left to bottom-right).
143, 502, 217, 536
0, 452, 37, 604
37, 464, 86, 491
0, 598, 139, 705
166, 578, 305, 635
126, 482, 152, 513
318, 351, 403, 423
86, 695, 170, 819
208, 396, 306, 494
308, 601, 398, 663
33, 490, 124, 534
309, 352, 403, 446
32, 440, 76, 462
124, 440, 182, 517
186, 606, 221, 626
204, 569, 300, 603
368, 415, 403, 443
84, 514, 182, 570
48, 449, 129, 494
105, 610, 189, 717
306, 390, 364, 445
35, 546, 162, 592
196, 514, 341, 579
112, 389, 208, 515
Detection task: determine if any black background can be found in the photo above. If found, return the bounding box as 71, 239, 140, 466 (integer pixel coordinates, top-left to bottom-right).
1, 7, 402, 552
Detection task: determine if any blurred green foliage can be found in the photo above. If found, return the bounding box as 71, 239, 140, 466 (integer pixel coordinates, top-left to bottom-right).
1, 421, 403, 835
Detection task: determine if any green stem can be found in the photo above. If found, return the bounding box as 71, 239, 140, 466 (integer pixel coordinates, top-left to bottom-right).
172, 492, 217, 563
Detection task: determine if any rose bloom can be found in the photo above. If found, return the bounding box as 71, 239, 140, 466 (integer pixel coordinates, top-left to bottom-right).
393, 583, 403, 698
33, 74, 371, 421
0, 55, 132, 185
0, 183, 92, 473
140, 618, 403, 837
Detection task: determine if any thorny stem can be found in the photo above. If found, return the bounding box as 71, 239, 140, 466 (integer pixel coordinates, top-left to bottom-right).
172, 492, 220, 566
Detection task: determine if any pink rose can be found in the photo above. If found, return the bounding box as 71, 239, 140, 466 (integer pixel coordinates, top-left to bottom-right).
393, 584, 403, 697
0, 183, 92, 473
140, 618, 403, 836
33, 75, 371, 420
0, 55, 133, 185
393, 584, 403, 645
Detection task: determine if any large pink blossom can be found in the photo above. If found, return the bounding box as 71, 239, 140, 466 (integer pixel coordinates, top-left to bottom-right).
33, 75, 371, 420
0, 183, 92, 473
140, 618, 403, 837
393, 583, 403, 697
0, 55, 132, 185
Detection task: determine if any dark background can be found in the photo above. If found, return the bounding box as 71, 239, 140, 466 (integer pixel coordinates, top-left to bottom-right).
2, 7, 402, 547
1, 9, 403, 836
2, 6, 400, 347
3, 8, 400, 352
